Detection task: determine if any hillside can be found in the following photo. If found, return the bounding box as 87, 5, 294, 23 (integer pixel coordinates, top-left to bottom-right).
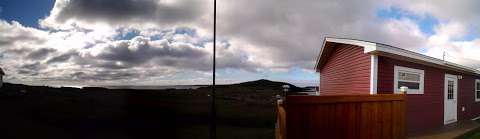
0, 79, 307, 139
236, 79, 306, 92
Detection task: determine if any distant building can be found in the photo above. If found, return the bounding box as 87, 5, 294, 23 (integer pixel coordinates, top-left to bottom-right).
304, 86, 319, 95
0, 67, 4, 88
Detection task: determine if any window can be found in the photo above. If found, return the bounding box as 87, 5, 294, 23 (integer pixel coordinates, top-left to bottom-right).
394, 66, 424, 94
447, 80, 454, 99
476, 80, 480, 102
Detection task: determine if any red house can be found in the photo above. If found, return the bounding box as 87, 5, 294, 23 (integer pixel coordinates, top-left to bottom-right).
316, 37, 480, 134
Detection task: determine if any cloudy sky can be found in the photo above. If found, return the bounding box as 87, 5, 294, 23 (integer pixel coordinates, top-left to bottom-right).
1, 0, 480, 87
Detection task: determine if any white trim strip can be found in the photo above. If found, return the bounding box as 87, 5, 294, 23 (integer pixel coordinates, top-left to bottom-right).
325, 38, 377, 53
476, 79, 480, 102
472, 116, 480, 121
370, 55, 378, 94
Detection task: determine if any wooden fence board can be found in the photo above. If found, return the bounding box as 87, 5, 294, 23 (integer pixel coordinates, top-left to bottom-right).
277, 94, 405, 139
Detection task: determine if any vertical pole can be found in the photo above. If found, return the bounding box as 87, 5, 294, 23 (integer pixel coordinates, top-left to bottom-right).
209, 0, 217, 138
443, 51, 445, 62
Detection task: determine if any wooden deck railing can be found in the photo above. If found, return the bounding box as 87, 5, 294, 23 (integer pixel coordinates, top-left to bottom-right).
275, 94, 405, 139
275, 99, 286, 139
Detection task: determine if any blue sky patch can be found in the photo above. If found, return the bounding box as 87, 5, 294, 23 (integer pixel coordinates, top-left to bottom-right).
457, 25, 477, 41
376, 7, 438, 36
115, 29, 141, 40
0, 0, 54, 28
175, 27, 197, 37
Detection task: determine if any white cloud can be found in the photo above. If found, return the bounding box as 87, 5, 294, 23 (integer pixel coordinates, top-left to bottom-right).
215, 0, 431, 71
0, 19, 257, 86
416, 21, 480, 69
389, 0, 480, 29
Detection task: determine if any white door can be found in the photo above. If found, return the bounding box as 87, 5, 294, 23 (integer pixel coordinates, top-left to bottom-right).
444, 74, 458, 125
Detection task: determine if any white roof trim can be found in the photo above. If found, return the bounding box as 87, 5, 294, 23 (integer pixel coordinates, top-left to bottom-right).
324, 38, 377, 53
316, 37, 480, 75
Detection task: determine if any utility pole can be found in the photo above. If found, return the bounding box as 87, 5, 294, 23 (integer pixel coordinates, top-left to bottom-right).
209, 0, 217, 138
443, 51, 446, 63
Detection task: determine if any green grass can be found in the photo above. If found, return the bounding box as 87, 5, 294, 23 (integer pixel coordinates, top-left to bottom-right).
175, 125, 274, 139
465, 132, 480, 139
0, 81, 283, 138
463, 120, 480, 139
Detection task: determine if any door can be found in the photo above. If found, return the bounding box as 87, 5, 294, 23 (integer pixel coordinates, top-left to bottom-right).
444, 74, 458, 124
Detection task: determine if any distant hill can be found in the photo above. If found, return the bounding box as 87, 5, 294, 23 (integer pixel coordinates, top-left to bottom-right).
234, 79, 307, 92
1, 79, 308, 93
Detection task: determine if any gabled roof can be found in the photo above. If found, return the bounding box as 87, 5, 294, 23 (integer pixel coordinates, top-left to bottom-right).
0, 67, 4, 75
315, 37, 480, 75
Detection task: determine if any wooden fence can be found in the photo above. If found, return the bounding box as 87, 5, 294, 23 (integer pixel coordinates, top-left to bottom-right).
276, 94, 405, 139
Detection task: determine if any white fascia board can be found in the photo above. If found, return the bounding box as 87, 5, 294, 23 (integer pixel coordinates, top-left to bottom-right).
472, 116, 480, 121
314, 38, 328, 71
375, 44, 444, 65
444, 61, 479, 73
324, 38, 378, 54
316, 37, 377, 71
375, 44, 479, 73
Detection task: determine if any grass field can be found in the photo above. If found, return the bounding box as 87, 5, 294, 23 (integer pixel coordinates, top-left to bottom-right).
463, 120, 480, 139
0, 79, 299, 139
464, 128, 480, 139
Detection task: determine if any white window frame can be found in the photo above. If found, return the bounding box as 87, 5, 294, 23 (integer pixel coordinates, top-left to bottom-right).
476, 79, 480, 102
394, 65, 425, 94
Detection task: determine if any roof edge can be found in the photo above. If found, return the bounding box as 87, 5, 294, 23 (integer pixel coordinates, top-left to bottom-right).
315, 37, 480, 75
315, 37, 377, 72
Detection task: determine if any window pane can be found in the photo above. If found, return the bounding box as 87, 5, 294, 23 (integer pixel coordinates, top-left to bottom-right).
448, 81, 454, 99
477, 82, 480, 90
477, 91, 480, 99
398, 81, 420, 89
399, 72, 420, 81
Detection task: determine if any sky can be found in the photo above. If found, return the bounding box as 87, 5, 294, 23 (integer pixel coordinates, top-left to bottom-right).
1, 0, 480, 87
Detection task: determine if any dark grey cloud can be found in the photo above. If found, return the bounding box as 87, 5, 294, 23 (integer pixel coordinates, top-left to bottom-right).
17, 69, 39, 76
2, 48, 30, 55
18, 62, 44, 76
27, 48, 56, 60
96, 62, 131, 69
83, 36, 216, 70
46, 52, 77, 64
20, 62, 42, 71
0, 34, 46, 46
47, 0, 207, 26
0, 21, 47, 47
70, 71, 137, 81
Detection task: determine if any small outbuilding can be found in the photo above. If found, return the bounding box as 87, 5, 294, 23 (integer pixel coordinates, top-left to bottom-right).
316, 37, 480, 134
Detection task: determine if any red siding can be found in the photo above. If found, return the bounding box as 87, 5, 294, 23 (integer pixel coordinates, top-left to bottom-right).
319, 44, 370, 95
377, 56, 480, 134
458, 75, 480, 122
